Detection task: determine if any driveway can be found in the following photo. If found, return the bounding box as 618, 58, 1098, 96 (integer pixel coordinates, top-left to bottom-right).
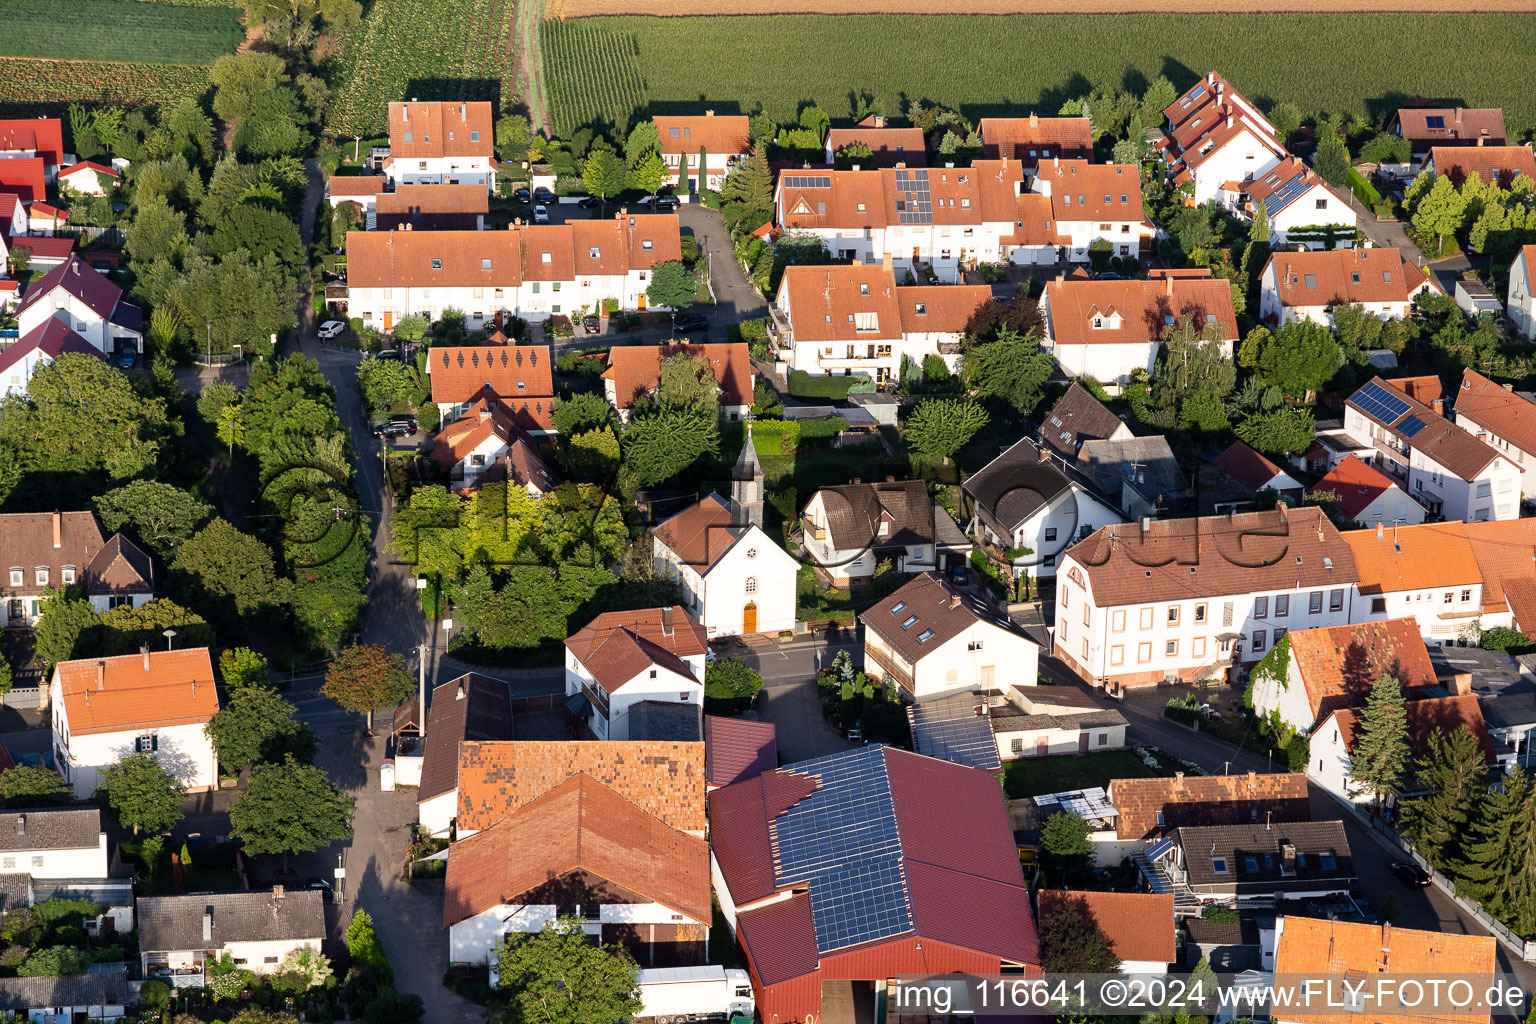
677, 203, 768, 327
729, 631, 863, 763
1340, 187, 1473, 294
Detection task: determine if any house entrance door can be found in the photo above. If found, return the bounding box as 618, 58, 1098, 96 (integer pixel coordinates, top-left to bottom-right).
1078, 733, 1089, 753
383, 311, 394, 330
979, 665, 995, 689
743, 602, 757, 633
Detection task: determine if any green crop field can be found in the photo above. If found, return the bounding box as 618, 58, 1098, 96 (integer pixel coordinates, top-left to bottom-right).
326, 0, 517, 137
0, 58, 212, 115
0, 0, 244, 65
540, 13, 1536, 136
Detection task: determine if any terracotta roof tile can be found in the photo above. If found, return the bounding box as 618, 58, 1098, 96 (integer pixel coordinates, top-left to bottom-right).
0, 513, 150, 601
0, 158, 45, 201
1036, 160, 1145, 224
1307, 456, 1400, 520
603, 342, 753, 409
654, 115, 750, 157
565, 607, 707, 694
1269, 248, 1433, 308
1460, 519, 1536, 613
1243, 157, 1353, 217
1288, 619, 1438, 723
777, 161, 1024, 231
1037, 890, 1175, 964
1326, 693, 1496, 766
442, 772, 710, 926
1160, 75, 1284, 175
1046, 273, 1237, 347
1108, 771, 1310, 840
376, 184, 487, 231
1392, 108, 1505, 146
1001, 192, 1068, 247
621, 213, 682, 268
412, 673, 515, 801
1213, 440, 1288, 490
1429, 145, 1536, 188
428, 345, 551, 407
0, 118, 63, 167
1343, 521, 1482, 595
651, 495, 750, 572
346, 229, 521, 288
824, 126, 927, 167
1385, 375, 1443, 406
778, 264, 902, 342
388, 101, 494, 160
58, 161, 116, 181
703, 715, 777, 788
1454, 368, 1536, 457
895, 285, 992, 335
979, 116, 1093, 163
454, 739, 705, 833
327, 175, 387, 197
54, 648, 218, 736
1345, 376, 1500, 481
1502, 577, 1536, 632
1274, 916, 1495, 1024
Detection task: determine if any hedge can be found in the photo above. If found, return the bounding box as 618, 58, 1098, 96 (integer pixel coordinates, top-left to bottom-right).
1347, 167, 1381, 207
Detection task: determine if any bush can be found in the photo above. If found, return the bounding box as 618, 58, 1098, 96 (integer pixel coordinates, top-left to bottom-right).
1164, 694, 1201, 726
750, 419, 800, 455
547, 315, 574, 339
1286, 734, 1311, 773
1347, 167, 1381, 207
141, 981, 170, 1009
705, 659, 764, 704
1481, 627, 1533, 654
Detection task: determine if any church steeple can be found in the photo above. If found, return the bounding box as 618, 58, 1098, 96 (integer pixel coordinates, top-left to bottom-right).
731, 420, 764, 530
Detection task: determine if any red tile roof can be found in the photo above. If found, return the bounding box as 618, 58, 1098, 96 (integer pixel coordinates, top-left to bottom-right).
778, 264, 902, 342
1001, 192, 1069, 247
427, 345, 552, 407
1460, 519, 1536, 615
1391, 108, 1505, 146
1328, 694, 1498, 766
1267, 248, 1433, 308
1343, 521, 1483, 595
388, 101, 494, 161
1454, 368, 1536, 457
1035, 160, 1145, 224
703, 715, 777, 788
1037, 890, 1176, 964
1429, 145, 1536, 188
1287, 618, 1438, 724
0, 118, 63, 167
824, 126, 927, 167
736, 893, 819, 986
1385, 374, 1444, 406
1108, 772, 1310, 841
603, 342, 753, 410
442, 772, 709, 926
430, 397, 557, 490
895, 285, 992, 335
777, 161, 1024, 231
1160, 73, 1284, 174
327, 175, 387, 197
1308, 456, 1401, 520
54, 648, 219, 735
1346, 376, 1500, 481
0, 158, 45, 201
376, 184, 488, 231
58, 161, 117, 181
651, 494, 750, 572
0, 319, 102, 379
979, 116, 1093, 163
346, 229, 521, 289
654, 115, 750, 157
1046, 273, 1238, 347
564, 607, 707, 694
1213, 440, 1289, 491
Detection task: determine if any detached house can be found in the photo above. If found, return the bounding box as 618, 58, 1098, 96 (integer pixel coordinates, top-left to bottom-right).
1038, 381, 1133, 458
1259, 248, 1436, 327
1452, 367, 1536, 490
1311, 692, 1497, 806
1307, 455, 1425, 527
1425, 145, 1536, 188
0, 318, 105, 396
603, 342, 753, 421
1054, 507, 1359, 691
57, 161, 117, 196
15, 256, 143, 363
1341, 376, 1521, 522
1031, 159, 1156, 261
654, 114, 750, 192
1149, 821, 1354, 907
50, 648, 220, 798
0, 118, 65, 180
563, 607, 707, 742
1508, 245, 1536, 339
860, 572, 1040, 700
383, 101, 495, 188
431, 396, 559, 494
138, 888, 325, 982
425, 345, 555, 431
801, 479, 959, 585
1042, 270, 1239, 386
1388, 107, 1506, 165
824, 117, 926, 168
1226, 157, 1357, 249
2, 511, 152, 627
1157, 72, 1287, 207
979, 114, 1094, 168
771, 264, 989, 381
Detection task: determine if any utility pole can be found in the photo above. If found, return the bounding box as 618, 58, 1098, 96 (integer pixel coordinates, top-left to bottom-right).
418, 642, 427, 741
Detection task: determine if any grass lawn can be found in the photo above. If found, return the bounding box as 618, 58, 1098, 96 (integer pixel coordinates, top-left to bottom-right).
1003, 749, 1165, 800
0, 0, 243, 64
123, 837, 243, 895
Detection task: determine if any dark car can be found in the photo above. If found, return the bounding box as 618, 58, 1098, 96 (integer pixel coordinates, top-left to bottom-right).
1391, 861, 1431, 886
577, 196, 601, 208
116, 351, 136, 369
371, 419, 417, 439
653, 195, 680, 211
533, 186, 555, 203
303, 877, 333, 895
949, 564, 969, 586
512, 187, 531, 204
1094, 271, 1123, 280
674, 313, 708, 333
582, 315, 601, 335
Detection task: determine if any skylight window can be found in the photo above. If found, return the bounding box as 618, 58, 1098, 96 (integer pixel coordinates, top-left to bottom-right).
1304, 274, 1318, 289
481, 258, 492, 270
917, 629, 935, 643
431, 258, 442, 269
901, 615, 919, 629
890, 601, 907, 615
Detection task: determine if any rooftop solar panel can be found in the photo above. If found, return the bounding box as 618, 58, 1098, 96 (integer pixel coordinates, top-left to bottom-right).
908, 701, 1001, 771
1188, 85, 1207, 105
782, 175, 831, 189
894, 168, 931, 224
1397, 415, 1428, 438
1262, 172, 1311, 216
1350, 381, 1410, 424
807, 854, 912, 952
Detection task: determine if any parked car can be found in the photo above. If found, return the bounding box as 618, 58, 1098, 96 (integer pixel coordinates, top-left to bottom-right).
653, 195, 680, 211
533, 204, 550, 223
318, 320, 346, 339
371, 419, 417, 439
512, 187, 531, 203
533, 187, 555, 203
948, 564, 968, 586
577, 196, 601, 208
1390, 861, 1431, 887
582, 316, 601, 335
303, 878, 334, 895
1094, 271, 1122, 281
674, 312, 708, 332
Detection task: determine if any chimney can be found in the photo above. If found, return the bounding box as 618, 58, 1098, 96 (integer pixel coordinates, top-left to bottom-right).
1504, 383, 1514, 393
1140, 515, 1152, 535
1029, 112, 1039, 128
202, 909, 212, 943
405, 222, 412, 231
52, 511, 61, 549
456, 678, 465, 701
460, 104, 467, 123
273, 884, 285, 903
661, 606, 674, 636
1381, 922, 1392, 954
1477, 136, 1485, 147
1173, 770, 1185, 793
96, 661, 105, 691
1431, 398, 1444, 416
705, 109, 715, 117
1449, 672, 1472, 696
1456, 109, 1464, 123
14, 815, 24, 837
881, 252, 893, 274
141, 645, 150, 672
1376, 522, 1384, 539
950, 592, 962, 609
850, 164, 860, 173
1039, 447, 1052, 463
1246, 770, 1257, 788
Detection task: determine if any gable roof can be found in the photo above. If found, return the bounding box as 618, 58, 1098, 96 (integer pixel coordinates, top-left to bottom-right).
1391, 108, 1505, 146
58, 161, 118, 182
1243, 157, 1351, 217
0, 512, 109, 596
1077, 436, 1188, 508
1213, 440, 1291, 490
1287, 618, 1439, 724
1325, 693, 1497, 767
408, 673, 514, 801
1036, 159, 1146, 224
895, 284, 992, 335
654, 115, 750, 156
138, 889, 325, 953
54, 648, 219, 736
979, 116, 1093, 163
962, 436, 1074, 532
427, 345, 552, 406
1159, 73, 1284, 176
454, 739, 705, 833
0, 807, 100, 852
1459, 518, 1536, 615
0, 158, 45, 202
1274, 917, 1496, 1024
1429, 145, 1536, 188
327, 175, 388, 198
603, 342, 753, 409
564, 606, 707, 693
1109, 771, 1310, 840
1046, 273, 1238, 347
777, 161, 1024, 232
807, 480, 934, 552
0, 118, 64, 167
1343, 521, 1483, 594
824, 125, 927, 167
376, 184, 489, 230
1040, 381, 1126, 456
1000, 191, 1069, 247
1267, 248, 1432, 308
1454, 368, 1536, 457
861, 571, 1029, 665
442, 772, 710, 926
1036, 890, 1176, 965
1345, 376, 1501, 481
651, 494, 754, 573
16, 255, 138, 329
0, 318, 103, 379
387, 101, 494, 160
703, 715, 777, 788
1308, 456, 1401, 520
84, 532, 154, 596
430, 397, 557, 490
0, 968, 128, 1012
778, 264, 903, 342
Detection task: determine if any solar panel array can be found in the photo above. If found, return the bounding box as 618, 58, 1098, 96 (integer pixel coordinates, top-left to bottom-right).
770, 746, 913, 952
894, 168, 932, 224
1262, 172, 1311, 216
782, 175, 831, 190
1398, 415, 1428, 438
1035, 787, 1117, 824
909, 701, 1001, 770
1351, 381, 1410, 424
1146, 836, 1176, 862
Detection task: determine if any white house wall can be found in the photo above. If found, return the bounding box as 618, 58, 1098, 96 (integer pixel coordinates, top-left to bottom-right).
0, 833, 108, 881
1341, 407, 1521, 521
386, 157, 495, 189
418, 789, 457, 838
16, 296, 141, 355
50, 675, 217, 799
994, 721, 1126, 759
1509, 253, 1535, 339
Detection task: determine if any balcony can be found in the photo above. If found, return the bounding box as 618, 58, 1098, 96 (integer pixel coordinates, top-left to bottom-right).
863, 644, 914, 692
768, 305, 792, 346
802, 514, 827, 541
1372, 436, 1410, 466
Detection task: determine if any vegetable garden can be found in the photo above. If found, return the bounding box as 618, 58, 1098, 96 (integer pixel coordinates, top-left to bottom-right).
540, 13, 1536, 133
0, 0, 243, 65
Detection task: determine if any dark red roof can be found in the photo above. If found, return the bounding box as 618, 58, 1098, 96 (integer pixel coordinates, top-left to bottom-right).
737, 893, 819, 986
16, 255, 126, 323
707, 771, 815, 905
0, 118, 64, 168
0, 319, 101, 378
0, 158, 45, 201
703, 715, 776, 788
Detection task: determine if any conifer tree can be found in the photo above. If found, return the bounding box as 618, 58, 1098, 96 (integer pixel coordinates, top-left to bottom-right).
1400, 728, 1488, 870
1350, 674, 1409, 810
1458, 769, 1536, 935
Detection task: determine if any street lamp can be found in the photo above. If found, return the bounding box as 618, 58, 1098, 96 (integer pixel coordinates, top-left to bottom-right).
205, 323, 212, 367
163, 628, 177, 651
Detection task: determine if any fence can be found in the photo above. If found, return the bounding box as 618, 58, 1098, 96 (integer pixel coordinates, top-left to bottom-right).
1, 685, 43, 709
509, 693, 560, 714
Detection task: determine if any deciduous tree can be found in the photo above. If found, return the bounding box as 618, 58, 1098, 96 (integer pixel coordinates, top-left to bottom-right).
0, 766, 73, 809
32, 589, 100, 671
96, 598, 214, 655
1235, 406, 1316, 457
1038, 896, 1121, 973
581, 150, 626, 209
207, 686, 316, 775
229, 755, 354, 864
173, 519, 293, 617
494, 919, 642, 1024
322, 644, 413, 731
627, 151, 668, 197
646, 261, 697, 311
1411, 175, 1466, 258
99, 752, 184, 836
905, 398, 987, 465
220, 647, 272, 690
94, 481, 212, 557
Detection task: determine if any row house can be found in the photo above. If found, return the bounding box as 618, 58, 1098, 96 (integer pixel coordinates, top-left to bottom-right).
327, 180, 488, 232
773, 159, 1025, 281
1508, 244, 1535, 339
1054, 506, 1359, 691
770, 263, 990, 380
1387, 107, 1505, 166
654, 114, 750, 191
1453, 367, 1536, 497
1, 511, 153, 627
0, 118, 66, 181
1340, 376, 1521, 522
1031, 159, 1157, 261
1259, 247, 1437, 327
978, 113, 1094, 169
823, 116, 926, 168
604, 342, 753, 421
1158, 72, 1287, 207
1041, 270, 1239, 386
344, 214, 682, 328
383, 101, 495, 188
1224, 156, 1357, 249
424, 344, 555, 431
1425, 144, 1536, 188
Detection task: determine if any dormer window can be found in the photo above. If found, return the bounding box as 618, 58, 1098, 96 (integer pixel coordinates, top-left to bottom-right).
1093, 317, 1104, 329
35, 568, 48, 586
61, 566, 75, 585
8, 568, 20, 587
